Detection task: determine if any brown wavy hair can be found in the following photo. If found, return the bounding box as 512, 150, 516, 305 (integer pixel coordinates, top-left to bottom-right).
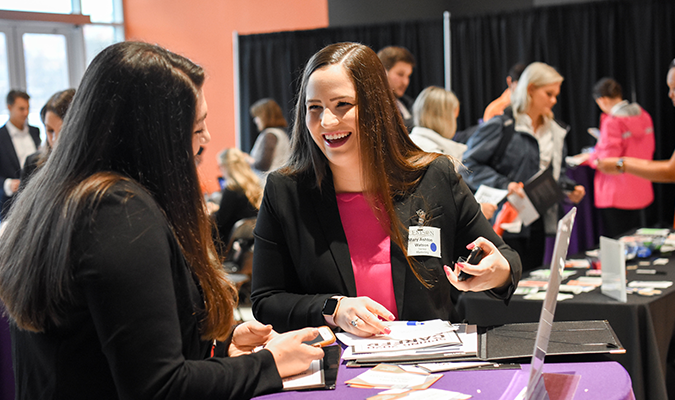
250, 98, 288, 129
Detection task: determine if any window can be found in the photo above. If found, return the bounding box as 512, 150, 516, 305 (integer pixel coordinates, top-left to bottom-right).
0, 0, 123, 130
0, 0, 72, 14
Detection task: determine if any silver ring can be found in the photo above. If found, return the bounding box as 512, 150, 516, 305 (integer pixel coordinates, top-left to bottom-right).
350, 318, 359, 327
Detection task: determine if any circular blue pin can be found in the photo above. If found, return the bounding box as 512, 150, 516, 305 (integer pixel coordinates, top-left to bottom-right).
430, 243, 437, 252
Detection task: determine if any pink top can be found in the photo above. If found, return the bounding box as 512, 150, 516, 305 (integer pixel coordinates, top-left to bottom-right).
586, 106, 654, 209
336, 192, 398, 319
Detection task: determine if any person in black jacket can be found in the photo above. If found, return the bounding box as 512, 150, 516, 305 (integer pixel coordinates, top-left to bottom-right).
0, 90, 40, 218
251, 42, 521, 336
0, 41, 322, 400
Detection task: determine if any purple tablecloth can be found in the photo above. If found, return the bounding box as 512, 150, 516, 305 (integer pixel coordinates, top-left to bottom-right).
255, 361, 634, 400
0, 315, 12, 400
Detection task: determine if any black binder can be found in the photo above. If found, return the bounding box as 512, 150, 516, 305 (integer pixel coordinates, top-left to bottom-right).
477, 320, 625, 360
523, 166, 565, 216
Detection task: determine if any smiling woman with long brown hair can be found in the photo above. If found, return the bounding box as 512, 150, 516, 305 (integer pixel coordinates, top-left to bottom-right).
251, 42, 521, 337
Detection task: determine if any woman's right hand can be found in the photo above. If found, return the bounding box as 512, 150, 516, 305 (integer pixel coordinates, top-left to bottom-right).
333, 296, 395, 337
265, 328, 325, 378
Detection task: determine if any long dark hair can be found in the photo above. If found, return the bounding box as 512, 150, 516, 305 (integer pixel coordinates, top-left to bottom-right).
285, 42, 443, 285
0, 42, 236, 339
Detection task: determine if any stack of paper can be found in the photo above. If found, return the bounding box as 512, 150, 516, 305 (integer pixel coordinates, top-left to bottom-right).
368, 388, 472, 400
338, 320, 477, 364
346, 364, 442, 390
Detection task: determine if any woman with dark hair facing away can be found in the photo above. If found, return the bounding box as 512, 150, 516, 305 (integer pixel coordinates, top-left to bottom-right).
214, 147, 262, 249
19, 88, 76, 190
0, 42, 323, 400
251, 42, 521, 336
249, 98, 291, 180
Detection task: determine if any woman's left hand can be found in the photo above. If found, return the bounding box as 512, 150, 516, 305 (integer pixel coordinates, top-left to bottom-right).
444, 237, 511, 292
228, 320, 277, 357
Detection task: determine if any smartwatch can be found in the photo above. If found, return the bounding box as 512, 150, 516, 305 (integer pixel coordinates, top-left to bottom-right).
322, 297, 340, 316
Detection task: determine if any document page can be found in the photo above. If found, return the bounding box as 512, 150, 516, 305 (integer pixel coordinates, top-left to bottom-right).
282, 359, 324, 390
339, 321, 477, 362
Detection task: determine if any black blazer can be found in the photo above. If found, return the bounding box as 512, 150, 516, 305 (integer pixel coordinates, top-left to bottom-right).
251, 157, 522, 332
0, 124, 40, 216
12, 181, 281, 399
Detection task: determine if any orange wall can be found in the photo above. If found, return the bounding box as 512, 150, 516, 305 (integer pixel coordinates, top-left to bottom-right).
123, 0, 329, 193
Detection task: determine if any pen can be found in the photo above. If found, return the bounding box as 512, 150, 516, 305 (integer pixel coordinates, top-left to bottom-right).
635, 269, 667, 275
407, 321, 426, 326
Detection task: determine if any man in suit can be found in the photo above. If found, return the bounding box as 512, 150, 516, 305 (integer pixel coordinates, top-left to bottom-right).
377, 46, 416, 132
0, 90, 40, 219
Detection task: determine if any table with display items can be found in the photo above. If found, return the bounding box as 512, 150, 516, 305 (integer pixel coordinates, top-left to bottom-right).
456, 259, 675, 400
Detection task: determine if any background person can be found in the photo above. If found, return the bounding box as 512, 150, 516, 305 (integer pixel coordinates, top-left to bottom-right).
410, 86, 497, 220
483, 63, 526, 123
461, 62, 585, 271
377, 46, 416, 132
249, 98, 291, 183
573, 78, 654, 237
410, 86, 465, 158
597, 59, 675, 183
251, 42, 521, 337
19, 89, 76, 191
0, 41, 322, 400
213, 147, 261, 252
0, 90, 40, 219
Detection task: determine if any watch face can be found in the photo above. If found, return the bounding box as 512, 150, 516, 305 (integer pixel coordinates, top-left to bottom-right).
322, 298, 338, 315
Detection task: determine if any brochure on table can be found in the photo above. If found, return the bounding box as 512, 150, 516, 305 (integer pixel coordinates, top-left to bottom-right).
338, 320, 477, 363
600, 236, 627, 303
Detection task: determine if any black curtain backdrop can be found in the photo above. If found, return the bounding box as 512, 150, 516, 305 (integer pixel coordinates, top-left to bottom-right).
238, 0, 675, 226
238, 21, 445, 150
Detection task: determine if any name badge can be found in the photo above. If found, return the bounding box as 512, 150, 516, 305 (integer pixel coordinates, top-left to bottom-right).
407, 226, 441, 258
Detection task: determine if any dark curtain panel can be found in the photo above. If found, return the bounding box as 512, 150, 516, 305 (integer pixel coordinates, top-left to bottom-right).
451, 0, 675, 227
238, 20, 444, 152
238, 0, 675, 226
